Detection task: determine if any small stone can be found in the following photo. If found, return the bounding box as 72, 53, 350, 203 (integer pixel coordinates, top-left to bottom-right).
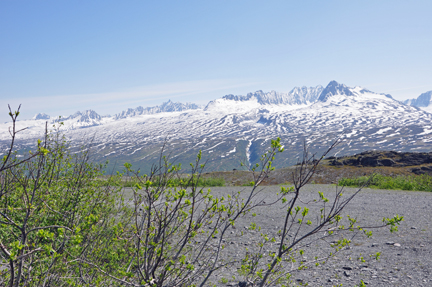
344, 271, 351, 277
420, 244, 425, 247
386, 242, 395, 245
411, 226, 417, 229
343, 266, 353, 270
371, 243, 379, 247
394, 243, 401, 247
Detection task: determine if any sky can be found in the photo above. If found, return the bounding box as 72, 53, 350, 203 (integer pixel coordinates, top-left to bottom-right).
1, 1, 432, 122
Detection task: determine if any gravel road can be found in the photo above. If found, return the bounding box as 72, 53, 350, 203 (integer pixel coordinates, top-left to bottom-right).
203, 184, 432, 287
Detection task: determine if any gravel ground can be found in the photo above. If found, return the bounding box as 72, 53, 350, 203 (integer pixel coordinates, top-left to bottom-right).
202, 184, 432, 287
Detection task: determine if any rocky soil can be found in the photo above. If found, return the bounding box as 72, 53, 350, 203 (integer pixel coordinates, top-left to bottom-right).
204, 185, 432, 287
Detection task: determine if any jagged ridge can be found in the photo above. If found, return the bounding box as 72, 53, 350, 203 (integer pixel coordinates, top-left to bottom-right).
404, 91, 432, 107
220, 85, 323, 106
114, 100, 201, 119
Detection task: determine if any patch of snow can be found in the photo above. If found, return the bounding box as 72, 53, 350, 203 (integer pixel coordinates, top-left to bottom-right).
373, 127, 392, 135
203, 141, 225, 151
419, 129, 432, 136
227, 147, 236, 154
246, 140, 252, 168
387, 133, 400, 137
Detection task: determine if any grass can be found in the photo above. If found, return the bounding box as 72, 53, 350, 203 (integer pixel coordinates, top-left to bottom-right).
338, 173, 432, 192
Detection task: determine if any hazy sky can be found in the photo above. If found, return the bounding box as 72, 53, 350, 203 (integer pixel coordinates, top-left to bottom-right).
1, 1, 432, 122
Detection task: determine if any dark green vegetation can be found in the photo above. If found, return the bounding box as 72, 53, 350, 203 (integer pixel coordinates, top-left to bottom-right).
338, 174, 432, 192
0, 107, 404, 287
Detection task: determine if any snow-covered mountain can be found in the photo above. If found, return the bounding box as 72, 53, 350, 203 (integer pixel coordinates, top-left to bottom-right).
2, 81, 432, 172
52, 110, 105, 130
317, 81, 393, 102
219, 85, 323, 105
204, 86, 323, 113
114, 100, 201, 119
404, 91, 432, 113
32, 113, 51, 120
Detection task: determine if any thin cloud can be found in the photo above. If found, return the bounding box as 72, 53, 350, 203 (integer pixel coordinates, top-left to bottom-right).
4, 79, 262, 121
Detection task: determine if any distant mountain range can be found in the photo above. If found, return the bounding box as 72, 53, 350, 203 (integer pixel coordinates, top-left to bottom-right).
404, 91, 432, 113
114, 100, 201, 120
2, 81, 432, 173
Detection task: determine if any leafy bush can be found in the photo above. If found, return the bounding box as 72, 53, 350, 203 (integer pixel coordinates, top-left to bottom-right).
0, 107, 132, 286
105, 174, 226, 187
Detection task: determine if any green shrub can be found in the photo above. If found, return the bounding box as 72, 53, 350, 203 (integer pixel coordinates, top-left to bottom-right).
0, 120, 131, 286
97, 175, 225, 187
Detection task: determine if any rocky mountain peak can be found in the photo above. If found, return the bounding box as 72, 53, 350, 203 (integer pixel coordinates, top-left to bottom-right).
404, 91, 432, 107
32, 113, 50, 120
218, 86, 324, 107
114, 100, 201, 119
65, 110, 101, 122
317, 81, 354, 102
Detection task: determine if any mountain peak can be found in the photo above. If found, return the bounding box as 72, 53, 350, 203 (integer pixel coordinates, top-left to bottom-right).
214, 86, 324, 108
115, 100, 201, 119
318, 81, 354, 102
404, 91, 432, 108
67, 110, 101, 122
32, 113, 50, 120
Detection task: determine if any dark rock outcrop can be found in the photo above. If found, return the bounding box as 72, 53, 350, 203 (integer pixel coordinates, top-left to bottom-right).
330, 159, 344, 166
329, 150, 432, 168
411, 166, 432, 175
380, 158, 396, 166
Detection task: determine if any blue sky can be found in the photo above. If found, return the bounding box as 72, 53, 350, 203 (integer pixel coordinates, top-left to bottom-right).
1, 1, 432, 122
